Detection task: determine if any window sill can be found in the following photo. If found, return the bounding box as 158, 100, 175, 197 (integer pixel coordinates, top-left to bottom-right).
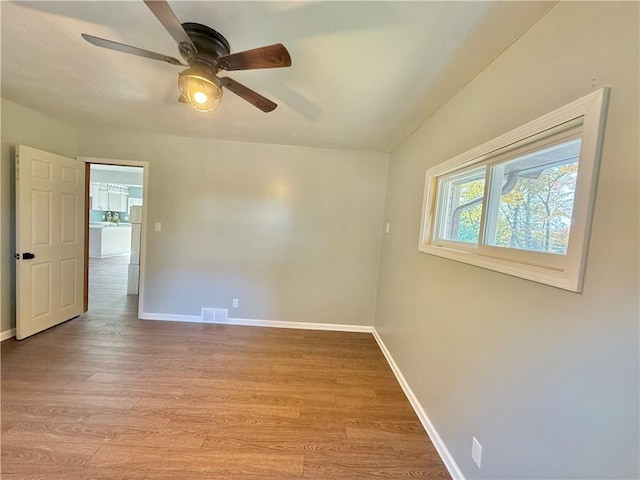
418, 243, 580, 292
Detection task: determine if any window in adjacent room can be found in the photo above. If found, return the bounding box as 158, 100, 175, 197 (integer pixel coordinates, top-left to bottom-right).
419, 88, 609, 292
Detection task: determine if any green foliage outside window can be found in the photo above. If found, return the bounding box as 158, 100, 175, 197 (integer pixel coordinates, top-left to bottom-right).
453, 163, 578, 254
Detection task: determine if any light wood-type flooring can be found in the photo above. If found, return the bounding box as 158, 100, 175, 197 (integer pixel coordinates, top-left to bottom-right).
1, 255, 450, 479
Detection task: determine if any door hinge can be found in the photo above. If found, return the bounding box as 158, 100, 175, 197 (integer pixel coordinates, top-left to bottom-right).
15, 154, 19, 180
14, 253, 19, 260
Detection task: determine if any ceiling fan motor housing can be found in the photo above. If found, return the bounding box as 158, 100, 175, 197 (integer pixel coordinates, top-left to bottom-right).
181, 22, 231, 70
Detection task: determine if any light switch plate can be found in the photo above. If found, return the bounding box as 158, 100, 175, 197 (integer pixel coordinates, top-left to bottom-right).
472, 436, 482, 468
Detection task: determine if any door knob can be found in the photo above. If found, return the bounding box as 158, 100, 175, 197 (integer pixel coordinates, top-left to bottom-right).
22, 252, 35, 260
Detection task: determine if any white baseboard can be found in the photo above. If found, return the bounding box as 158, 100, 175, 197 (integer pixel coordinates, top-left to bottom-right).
139, 312, 373, 333
229, 317, 373, 333
372, 328, 464, 480
138, 312, 203, 323
1, 328, 16, 341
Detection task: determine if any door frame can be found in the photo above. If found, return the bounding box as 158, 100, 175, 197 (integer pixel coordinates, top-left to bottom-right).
79, 156, 149, 314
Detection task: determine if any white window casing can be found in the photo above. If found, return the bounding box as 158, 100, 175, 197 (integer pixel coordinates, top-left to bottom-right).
419, 88, 609, 292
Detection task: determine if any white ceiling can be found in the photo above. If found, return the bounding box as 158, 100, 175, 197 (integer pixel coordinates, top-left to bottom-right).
91, 164, 143, 174
1, 1, 555, 152
90, 164, 144, 186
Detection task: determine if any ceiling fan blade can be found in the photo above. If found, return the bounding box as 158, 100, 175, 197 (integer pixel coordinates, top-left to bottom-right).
143, 0, 197, 60
217, 44, 291, 71
81, 33, 186, 66
218, 77, 277, 112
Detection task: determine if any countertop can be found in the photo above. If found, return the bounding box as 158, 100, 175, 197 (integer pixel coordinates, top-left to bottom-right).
90, 222, 132, 229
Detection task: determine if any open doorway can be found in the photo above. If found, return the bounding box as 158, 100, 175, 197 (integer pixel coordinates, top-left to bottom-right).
86, 163, 145, 315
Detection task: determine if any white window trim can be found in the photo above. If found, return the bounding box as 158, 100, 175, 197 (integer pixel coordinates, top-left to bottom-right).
419, 88, 609, 292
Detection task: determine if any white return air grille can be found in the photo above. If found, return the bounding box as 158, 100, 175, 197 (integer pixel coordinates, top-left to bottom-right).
201, 308, 228, 324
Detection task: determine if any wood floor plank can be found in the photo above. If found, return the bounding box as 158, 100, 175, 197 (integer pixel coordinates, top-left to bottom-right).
335, 392, 413, 408
345, 419, 432, 441
2, 378, 178, 400
1, 439, 101, 468
133, 397, 301, 418
168, 415, 346, 436
87, 445, 304, 476
2, 421, 115, 446
1, 404, 92, 425
141, 471, 298, 480
1, 391, 141, 410
200, 437, 434, 458
110, 427, 207, 449
1, 254, 450, 479
84, 410, 172, 428
2, 421, 207, 449
180, 389, 337, 407
0, 465, 147, 480
303, 453, 451, 478
300, 405, 420, 422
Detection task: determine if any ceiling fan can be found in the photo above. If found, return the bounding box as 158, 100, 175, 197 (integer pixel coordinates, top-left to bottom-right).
81, 0, 291, 113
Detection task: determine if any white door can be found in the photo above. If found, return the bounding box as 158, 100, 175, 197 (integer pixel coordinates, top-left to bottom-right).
15, 145, 86, 340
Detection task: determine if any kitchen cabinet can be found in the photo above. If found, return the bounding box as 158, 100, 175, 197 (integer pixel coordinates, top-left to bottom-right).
90, 183, 129, 211
90, 184, 107, 210
108, 192, 120, 210
119, 192, 129, 211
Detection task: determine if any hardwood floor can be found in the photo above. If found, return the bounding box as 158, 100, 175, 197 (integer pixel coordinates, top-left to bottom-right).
1, 255, 450, 479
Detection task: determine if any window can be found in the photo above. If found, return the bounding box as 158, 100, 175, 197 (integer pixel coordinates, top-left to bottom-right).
419, 89, 609, 292
435, 166, 486, 244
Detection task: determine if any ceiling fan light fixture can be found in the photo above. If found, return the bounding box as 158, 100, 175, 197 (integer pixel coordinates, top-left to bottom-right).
82, 1, 291, 113
178, 68, 222, 112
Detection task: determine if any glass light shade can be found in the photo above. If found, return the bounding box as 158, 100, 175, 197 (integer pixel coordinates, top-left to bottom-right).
178, 69, 222, 112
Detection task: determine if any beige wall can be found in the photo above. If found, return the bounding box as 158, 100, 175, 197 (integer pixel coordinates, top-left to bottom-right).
0, 99, 78, 333
374, 2, 639, 479
1, 102, 388, 332
76, 128, 388, 326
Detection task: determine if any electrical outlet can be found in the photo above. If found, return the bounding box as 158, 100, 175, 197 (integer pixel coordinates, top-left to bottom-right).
472, 436, 482, 468
232, 299, 239, 308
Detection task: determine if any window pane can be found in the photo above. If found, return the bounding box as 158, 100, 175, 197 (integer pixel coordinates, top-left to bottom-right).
437, 167, 486, 244
486, 139, 581, 254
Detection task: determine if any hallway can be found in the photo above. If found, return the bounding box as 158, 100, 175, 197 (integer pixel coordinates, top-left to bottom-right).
88, 254, 137, 315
